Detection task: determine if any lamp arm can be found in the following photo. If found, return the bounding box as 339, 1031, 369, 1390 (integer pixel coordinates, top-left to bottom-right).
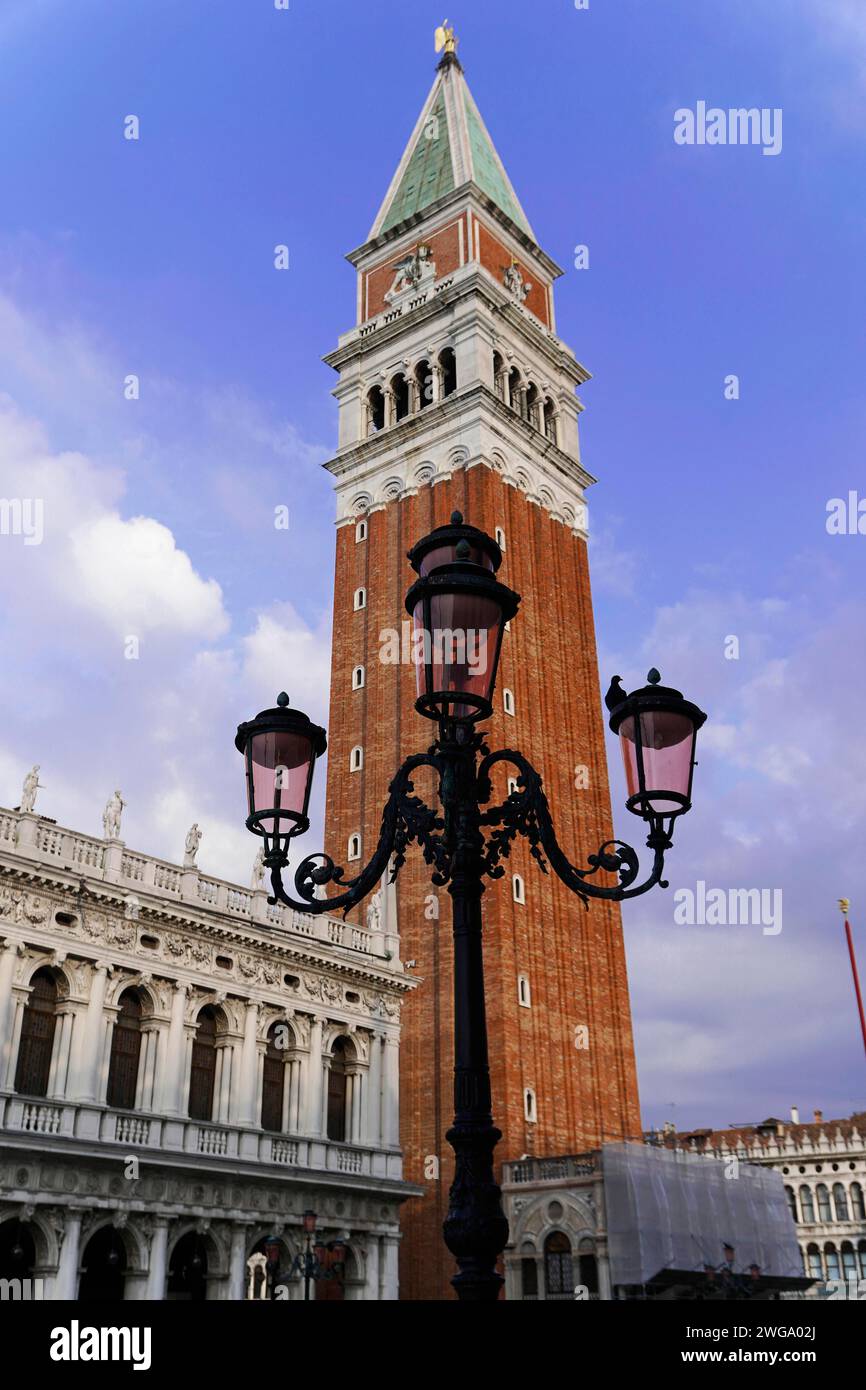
477, 748, 671, 903
267, 752, 444, 915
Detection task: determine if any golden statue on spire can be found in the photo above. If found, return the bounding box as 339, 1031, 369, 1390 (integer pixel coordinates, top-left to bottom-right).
434, 20, 458, 56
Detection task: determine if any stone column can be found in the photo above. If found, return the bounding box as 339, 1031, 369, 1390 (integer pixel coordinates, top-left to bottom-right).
382, 1036, 400, 1147
73, 963, 110, 1102
364, 1236, 380, 1301
48, 1007, 76, 1099
597, 1244, 612, 1300
237, 1002, 260, 1127
0, 942, 19, 1080
161, 983, 188, 1114
4, 989, 28, 1089
381, 1237, 399, 1300
305, 1018, 323, 1134
54, 1210, 83, 1300
228, 1224, 250, 1302
145, 1219, 170, 1300
366, 1035, 382, 1147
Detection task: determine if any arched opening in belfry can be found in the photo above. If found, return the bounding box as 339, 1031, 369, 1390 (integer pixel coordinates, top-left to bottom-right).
507, 366, 522, 412
366, 385, 385, 433
543, 397, 558, 444
492, 351, 506, 400
438, 347, 457, 398
415, 358, 433, 409
390, 372, 411, 422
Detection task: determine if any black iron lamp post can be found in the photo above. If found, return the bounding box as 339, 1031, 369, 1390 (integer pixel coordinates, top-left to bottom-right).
235, 512, 706, 1302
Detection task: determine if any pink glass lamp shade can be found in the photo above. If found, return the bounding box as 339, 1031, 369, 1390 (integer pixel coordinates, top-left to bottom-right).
405, 513, 520, 723
607, 669, 706, 822
235, 693, 327, 853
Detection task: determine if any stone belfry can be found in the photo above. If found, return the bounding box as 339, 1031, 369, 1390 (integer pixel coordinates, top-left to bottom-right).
321, 30, 641, 1301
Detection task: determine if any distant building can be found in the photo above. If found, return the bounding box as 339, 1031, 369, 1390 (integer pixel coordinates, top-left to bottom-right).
502, 1142, 806, 1300
0, 793, 420, 1299
657, 1108, 866, 1292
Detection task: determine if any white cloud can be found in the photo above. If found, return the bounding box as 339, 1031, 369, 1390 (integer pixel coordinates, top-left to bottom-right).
69, 514, 227, 638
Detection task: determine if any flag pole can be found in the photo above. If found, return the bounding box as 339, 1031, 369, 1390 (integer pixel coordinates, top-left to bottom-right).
839, 899, 866, 1061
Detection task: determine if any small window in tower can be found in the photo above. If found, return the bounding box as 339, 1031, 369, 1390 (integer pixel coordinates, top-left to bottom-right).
350, 745, 363, 772
524, 1088, 537, 1124
495, 527, 506, 551
348, 833, 362, 861
355, 519, 368, 543
503, 687, 515, 717
353, 587, 366, 611
518, 973, 531, 1008
352, 665, 365, 690
513, 874, 525, 904
507, 777, 519, 798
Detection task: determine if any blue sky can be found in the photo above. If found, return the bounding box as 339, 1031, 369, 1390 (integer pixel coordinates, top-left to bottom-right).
1, 0, 865, 1133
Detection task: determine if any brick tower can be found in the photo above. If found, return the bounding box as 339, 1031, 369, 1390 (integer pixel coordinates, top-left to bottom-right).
321, 37, 642, 1300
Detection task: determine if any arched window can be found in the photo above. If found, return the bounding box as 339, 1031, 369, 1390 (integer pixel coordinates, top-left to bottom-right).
799, 1185, 815, 1222
106, 990, 143, 1111
816, 1183, 832, 1221
785, 1185, 798, 1222
512, 873, 525, 904
507, 777, 519, 797
833, 1182, 850, 1221
353, 587, 366, 611
503, 687, 515, 716
261, 1023, 288, 1133
858, 1239, 866, 1279
350, 746, 363, 772
415, 358, 433, 409
355, 519, 368, 543
492, 351, 507, 401
438, 347, 456, 398
518, 973, 531, 1008
188, 1007, 218, 1122
524, 1087, 536, 1123
543, 398, 558, 444
495, 526, 506, 551
327, 1037, 352, 1142
841, 1242, 857, 1280
507, 366, 522, 412
14, 968, 58, 1098
352, 665, 365, 690
824, 1244, 840, 1280
366, 386, 385, 435
806, 1243, 822, 1279
850, 1182, 865, 1219
390, 372, 410, 423
525, 382, 540, 428
544, 1232, 573, 1298
348, 833, 361, 861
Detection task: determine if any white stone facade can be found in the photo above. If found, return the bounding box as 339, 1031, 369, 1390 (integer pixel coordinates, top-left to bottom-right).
0, 801, 420, 1300
673, 1112, 866, 1294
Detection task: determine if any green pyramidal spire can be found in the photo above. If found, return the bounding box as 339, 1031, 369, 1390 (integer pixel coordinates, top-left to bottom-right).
370, 47, 535, 241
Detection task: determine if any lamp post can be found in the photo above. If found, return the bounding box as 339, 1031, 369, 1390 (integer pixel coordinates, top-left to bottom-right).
236, 512, 707, 1302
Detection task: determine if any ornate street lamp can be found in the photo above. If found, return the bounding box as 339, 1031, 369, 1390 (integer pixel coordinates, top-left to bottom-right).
236, 511, 707, 1302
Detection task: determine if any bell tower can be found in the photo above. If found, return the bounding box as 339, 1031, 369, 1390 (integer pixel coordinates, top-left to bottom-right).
321, 34, 642, 1300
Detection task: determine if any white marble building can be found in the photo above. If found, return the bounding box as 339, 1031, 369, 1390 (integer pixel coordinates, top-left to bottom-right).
0, 786, 420, 1300
671, 1109, 866, 1293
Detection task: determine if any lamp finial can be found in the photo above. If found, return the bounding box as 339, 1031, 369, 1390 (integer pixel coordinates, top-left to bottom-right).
277, 692, 289, 708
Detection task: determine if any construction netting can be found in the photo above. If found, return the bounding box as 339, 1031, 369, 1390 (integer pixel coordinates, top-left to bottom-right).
602, 1141, 804, 1287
